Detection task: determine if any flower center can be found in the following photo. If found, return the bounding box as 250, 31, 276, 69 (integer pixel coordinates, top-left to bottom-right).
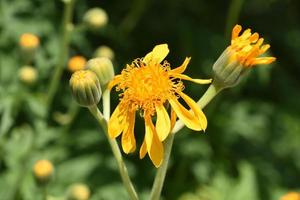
116, 59, 183, 115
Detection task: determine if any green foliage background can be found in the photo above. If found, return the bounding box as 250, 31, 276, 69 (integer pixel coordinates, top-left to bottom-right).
0, 0, 299, 199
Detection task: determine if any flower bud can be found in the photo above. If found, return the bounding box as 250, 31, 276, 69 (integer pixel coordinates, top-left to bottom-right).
66, 183, 90, 200
19, 33, 40, 51
94, 45, 115, 60
68, 56, 87, 73
19, 66, 38, 85
280, 192, 300, 200
86, 57, 114, 90
83, 8, 108, 30
33, 159, 54, 185
70, 70, 102, 107
212, 24, 276, 89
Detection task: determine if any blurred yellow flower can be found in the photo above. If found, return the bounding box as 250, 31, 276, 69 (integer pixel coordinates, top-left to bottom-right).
280, 192, 300, 200
94, 45, 115, 60
108, 44, 211, 167
68, 56, 87, 72
33, 159, 54, 184
19, 66, 38, 85
19, 33, 40, 49
229, 24, 276, 67
66, 183, 90, 200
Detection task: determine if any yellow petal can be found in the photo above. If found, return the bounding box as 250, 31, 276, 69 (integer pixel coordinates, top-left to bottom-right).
145, 116, 164, 168
169, 92, 207, 131
121, 112, 136, 154
252, 57, 276, 65
170, 108, 177, 132
108, 104, 126, 138
143, 44, 169, 64
232, 24, 242, 40
139, 139, 147, 159
108, 75, 122, 90
169, 73, 212, 84
170, 57, 191, 74
155, 105, 171, 141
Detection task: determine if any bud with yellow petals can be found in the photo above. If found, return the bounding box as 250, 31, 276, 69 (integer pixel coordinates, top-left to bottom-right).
280, 192, 300, 200
86, 57, 114, 90
68, 56, 87, 72
70, 70, 102, 107
33, 159, 54, 185
94, 45, 115, 60
19, 33, 40, 51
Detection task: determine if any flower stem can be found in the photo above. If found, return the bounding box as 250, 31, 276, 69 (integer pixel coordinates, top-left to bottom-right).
46, 0, 75, 109
88, 97, 139, 200
149, 81, 223, 200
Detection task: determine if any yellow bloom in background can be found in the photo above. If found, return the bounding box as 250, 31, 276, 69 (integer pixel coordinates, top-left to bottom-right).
19, 33, 40, 50
230, 24, 276, 67
68, 56, 87, 72
213, 24, 276, 88
280, 192, 300, 200
33, 159, 54, 184
108, 44, 211, 167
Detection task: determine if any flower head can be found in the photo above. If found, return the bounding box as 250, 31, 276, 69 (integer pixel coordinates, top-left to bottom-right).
66, 183, 90, 200
68, 56, 87, 72
213, 24, 276, 88
108, 44, 211, 167
19, 66, 38, 85
19, 33, 40, 50
33, 159, 54, 185
280, 192, 300, 200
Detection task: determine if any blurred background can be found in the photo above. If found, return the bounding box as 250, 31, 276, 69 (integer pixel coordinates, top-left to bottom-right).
0, 0, 299, 199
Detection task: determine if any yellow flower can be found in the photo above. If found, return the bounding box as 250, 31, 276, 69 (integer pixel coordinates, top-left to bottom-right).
68, 56, 87, 72
33, 159, 54, 184
19, 33, 40, 50
229, 24, 276, 67
108, 44, 212, 167
213, 24, 276, 88
280, 192, 300, 200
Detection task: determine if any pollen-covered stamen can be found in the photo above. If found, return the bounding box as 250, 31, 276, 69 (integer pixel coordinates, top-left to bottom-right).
116, 58, 184, 115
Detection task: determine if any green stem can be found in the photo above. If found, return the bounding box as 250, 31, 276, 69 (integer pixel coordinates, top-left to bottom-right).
225, 0, 245, 40
88, 103, 139, 200
149, 82, 223, 200
42, 186, 48, 200
46, 0, 75, 108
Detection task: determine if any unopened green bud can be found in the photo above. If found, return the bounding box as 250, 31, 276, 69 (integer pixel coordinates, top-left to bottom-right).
86, 57, 114, 90
94, 45, 115, 60
70, 70, 102, 107
66, 183, 90, 200
33, 159, 54, 186
212, 48, 247, 88
83, 8, 108, 30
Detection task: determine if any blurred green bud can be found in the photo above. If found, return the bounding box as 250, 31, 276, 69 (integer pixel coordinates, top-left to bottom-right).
70, 70, 102, 107
86, 57, 114, 90
19, 66, 38, 85
33, 159, 54, 186
94, 45, 115, 60
83, 8, 108, 30
66, 183, 90, 200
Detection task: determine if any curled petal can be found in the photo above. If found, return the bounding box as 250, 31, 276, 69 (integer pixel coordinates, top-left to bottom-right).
232, 24, 242, 40
108, 75, 122, 90
252, 57, 276, 65
143, 44, 169, 64
108, 104, 126, 138
145, 116, 164, 168
155, 105, 171, 141
169, 92, 207, 131
169, 73, 212, 84
139, 139, 147, 159
170, 108, 177, 133
170, 57, 191, 74
121, 111, 136, 154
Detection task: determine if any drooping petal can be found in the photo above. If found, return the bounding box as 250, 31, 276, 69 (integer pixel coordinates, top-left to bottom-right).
168, 92, 207, 131
145, 116, 164, 168
155, 104, 171, 141
121, 111, 136, 154
108, 104, 126, 138
108, 75, 122, 90
170, 57, 191, 74
169, 73, 212, 84
143, 44, 169, 64
139, 139, 147, 159
170, 108, 177, 133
